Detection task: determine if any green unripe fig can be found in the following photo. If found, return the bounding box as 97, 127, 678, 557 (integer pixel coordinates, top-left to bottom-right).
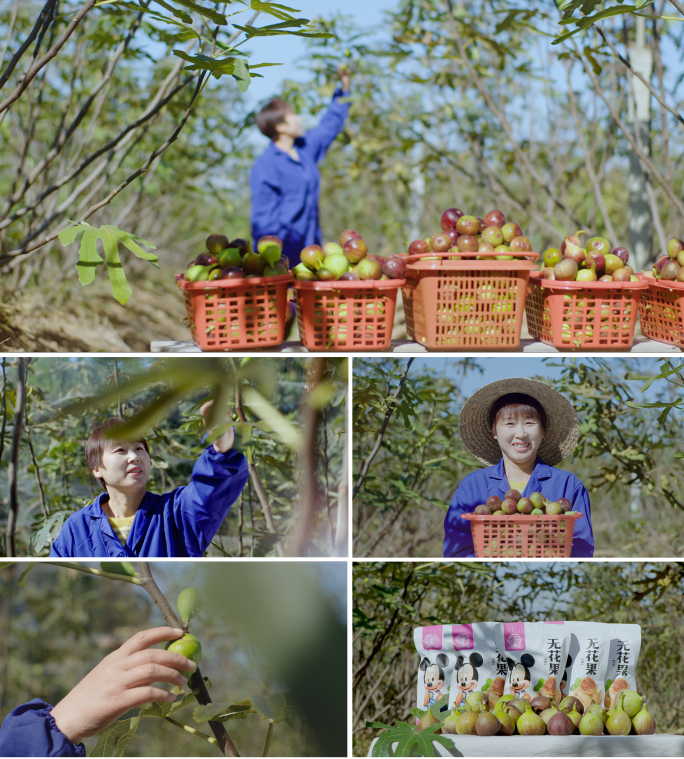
100, 561, 138, 577
177, 587, 203, 623
166, 634, 202, 678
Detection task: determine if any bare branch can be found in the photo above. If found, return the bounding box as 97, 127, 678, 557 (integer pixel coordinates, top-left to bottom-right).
5, 357, 25, 557
0, 0, 57, 92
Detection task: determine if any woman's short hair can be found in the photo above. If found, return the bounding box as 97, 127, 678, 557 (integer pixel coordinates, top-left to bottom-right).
256, 98, 292, 140
86, 418, 149, 479
489, 393, 547, 434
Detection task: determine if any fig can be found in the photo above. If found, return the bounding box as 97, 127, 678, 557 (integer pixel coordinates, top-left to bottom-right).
358, 258, 382, 281
100, 561, 138, 577
194, 253, 217, 267
481, 226, 504, 247
456, 215, 480, 235
619, 689, 643, 719
530, 695, 550, 714
218, 247, 242, 269
546, 501, 563, 516
440, 711, 460, 734
445, 229, 459, 247
547, 710, 574, 736
557, 498, 572, 512
510, 698, 528, 715
457, 234, 479, 252
585, 250, 605, 274
517, 497, 533, 514
475, 712, 500, 736
418, 709, 441, 732
632, 703, 656, 735
517, 707, 546, 735
242, 251, 264, 276
441, 208, 464, 230
339, 229, 361, 247
612, 246, 630, 265
408, 239, 430, 256
587, 704, 608, 725
257, 235, 283, 266
484, 210, 506, 227
455, 710, 478, 735
559, 696, 583, 715
529, 492, 545, 509
473, 504, 493, 515
606, 705, 631, 736
539, 706, 558, 725
540, 267, 556, 280
301, 245, 324, 270
206, 234, 229, 255
177, 587, 203, 623
502, 222, 523, 243
496, 710, 516, 736
667, 238, 684, 259
382, 256, 407, 279
501, 499, 517, 515
579, 712, 603, 736
543, 248, 563, 267
554, 259, 578, 281
566, 705, 582, 730
431, 232, 453, 253
586, 236, 611, 256
504, 489, 521, 502
564, 244, 585, 266
166, 633, 202, 678
466, 691, 489, 713
486, 495, 503, 509
478, 241, 495, 254
344, 237, 368, 263
660, 260, 680, 281
495, 702, 521, 724
510, 236, 531, 252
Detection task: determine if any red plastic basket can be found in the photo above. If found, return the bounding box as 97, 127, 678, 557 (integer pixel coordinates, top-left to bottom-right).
175, 273, 292, 351
292, 279, 404, 351
525, 274, 647, 350
462, 513, 583, 558
401, 252, 538, 350
637, 275, 684, 347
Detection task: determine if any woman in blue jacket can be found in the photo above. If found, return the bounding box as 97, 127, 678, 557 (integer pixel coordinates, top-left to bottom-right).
443, 377, 594, 558
250, 67, 351, 268
50, 404, 249, 558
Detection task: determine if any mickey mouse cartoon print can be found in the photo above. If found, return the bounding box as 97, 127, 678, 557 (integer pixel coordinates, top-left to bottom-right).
420, 653, 449, 708
506, 653, 535, 700
453, 652, 483, 706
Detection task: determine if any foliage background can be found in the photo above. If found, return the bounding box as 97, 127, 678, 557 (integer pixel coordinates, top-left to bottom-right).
0, 560, 347, 757
352, 356, 684, 558
2, 1, 684, 347
0, 356, 347, 557
353, 561, 684, 756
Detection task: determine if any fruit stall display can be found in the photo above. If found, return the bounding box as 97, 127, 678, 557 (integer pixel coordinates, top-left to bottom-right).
637, 237, 684, 348
292, 230, 406, 351
403, 209, 538, 351
524, 231, 648, 350
176, 235, 292, 350
461, 489, 581, 558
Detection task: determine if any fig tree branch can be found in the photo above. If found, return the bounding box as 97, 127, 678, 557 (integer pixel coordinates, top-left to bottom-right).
229, 358, 285, 557
352, 358, 414, 500
5, 357, 25, 557
261, 721, 274, 757
137, 562, 183, 627
334, 432, 348, 556
164, 716, 218, 746
0, 358, 7, 463
0, 0, 57, 92
0, 0, 97, 115
45, 561, 143, 584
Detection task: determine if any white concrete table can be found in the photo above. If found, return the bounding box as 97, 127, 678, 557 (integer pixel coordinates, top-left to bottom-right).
366, 734, 684, 757
151, 337, 681, 353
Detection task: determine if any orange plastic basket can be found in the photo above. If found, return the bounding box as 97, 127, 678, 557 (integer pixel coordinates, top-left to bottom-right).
462, 513, 583, 558
637, 275, 684, 347
176, 273, 292, 351
401, 252, 538, 350
292, 279, 404, 351
525, 274, 648, 350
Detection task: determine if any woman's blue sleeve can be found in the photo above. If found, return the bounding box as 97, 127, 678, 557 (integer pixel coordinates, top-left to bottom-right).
443, 483, 476, 558
0, 699, 85, 757
569, 480, 594, 558
169, 446, 250, 554
304, 89, 350, 163
249, 168, 288, 243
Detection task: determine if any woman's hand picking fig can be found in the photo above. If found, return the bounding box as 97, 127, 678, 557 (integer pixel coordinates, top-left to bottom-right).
50, 627, 197, 745
200, 400, 235, 453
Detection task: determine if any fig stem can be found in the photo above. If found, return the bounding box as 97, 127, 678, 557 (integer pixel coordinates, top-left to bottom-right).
262, 721, 274, 757
44, 561, 142, 585
138, 562, 183, 627
164, 716, 218, 746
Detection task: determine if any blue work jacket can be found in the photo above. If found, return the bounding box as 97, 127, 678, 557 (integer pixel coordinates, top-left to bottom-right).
0, 699, 84, 757
49, 447, 249, 558
250, 89, 350, 267
443, 457, 594, 558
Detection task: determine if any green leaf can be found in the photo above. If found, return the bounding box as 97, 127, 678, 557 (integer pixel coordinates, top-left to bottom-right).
193, 701, 255, 722
232, 58, 250, 92
242, 387, 301, 450
91, 717, 141, 757
366, 719, 452, 757
251, 692, 291, 722
102, 228, 133, 306
248, 0, 301, 21
29, 511, 69, 553
169, 0, 227, 24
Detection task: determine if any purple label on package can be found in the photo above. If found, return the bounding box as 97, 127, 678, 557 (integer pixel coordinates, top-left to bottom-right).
451, 625, 474, 650
422, 626, 443, 650
502, 622, 526, 651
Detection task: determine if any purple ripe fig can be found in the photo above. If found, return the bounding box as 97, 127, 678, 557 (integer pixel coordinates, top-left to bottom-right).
661, 260, 680, 280
457, 234, 479, 253
206, 234, 229, 255
539, 707, 558, 725
517, 497, 533, 514
301, 245, 324, 271
510, 698, 528, 716
340, 271, 360, 281
495, 702, 521, 724
431, 232, 453, 253
585, 250, 606, 275
530, 695, 551, 714
510, 236, 532, 252
632, 703, 656, 735
557, 498, 572, 512
517, 708, 546, 735
547, 710, 575, 736
339, 229, 361, 247
612, 246, 630, 265
441, 208, 464, 230
501, 499, 517, 515
474, 504, 493, 515
195, 252, 218, 267
579, 712, 604, 736
478, 241, 495, 254
456, 215, 481, 235
486, 495, 503, 509
484, 210, 506, 227
383, 256, 407, 279
408, 239, 430, 256
504, 489, 521, 502
455, 710, 479, 735
475, 712, 500, 736
559, 696, 584, 715
418, 710, 441, 732
222, 267, 244, 280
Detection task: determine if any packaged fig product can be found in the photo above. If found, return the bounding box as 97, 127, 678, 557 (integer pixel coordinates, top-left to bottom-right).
604, 623, 641, 708
541, 621, 609, 709
495, 622, 570, 705
413, 623, 505, 713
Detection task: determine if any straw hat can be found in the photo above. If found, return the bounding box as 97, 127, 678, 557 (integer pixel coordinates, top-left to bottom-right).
458, 378, 580, 466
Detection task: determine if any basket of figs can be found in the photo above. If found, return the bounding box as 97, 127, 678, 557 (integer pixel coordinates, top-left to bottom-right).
638, 238, 684, 347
